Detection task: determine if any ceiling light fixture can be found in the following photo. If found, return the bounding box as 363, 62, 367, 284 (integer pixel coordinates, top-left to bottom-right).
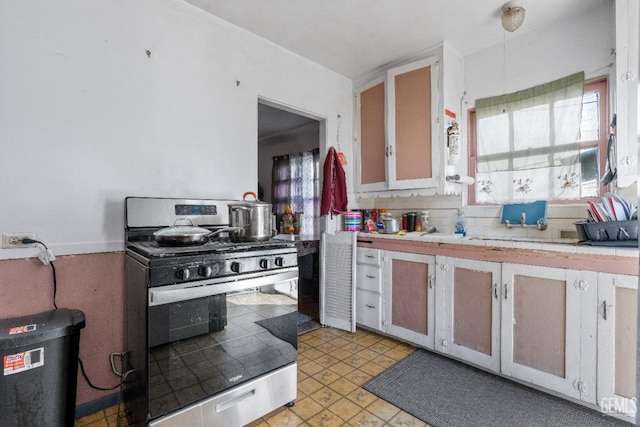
501, 1, 525, 32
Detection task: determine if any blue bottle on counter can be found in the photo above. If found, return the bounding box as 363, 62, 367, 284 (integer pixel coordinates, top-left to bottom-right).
455, 209, 466, 237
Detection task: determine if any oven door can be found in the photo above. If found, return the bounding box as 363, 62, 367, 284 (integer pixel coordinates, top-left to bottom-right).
147, 269, 299, 421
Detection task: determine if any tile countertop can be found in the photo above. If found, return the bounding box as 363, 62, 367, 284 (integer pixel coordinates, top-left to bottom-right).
356, 231, 639, 259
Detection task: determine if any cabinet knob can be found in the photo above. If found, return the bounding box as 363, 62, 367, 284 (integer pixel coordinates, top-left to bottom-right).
365, 304, 376, 309
574, 279, 589, 291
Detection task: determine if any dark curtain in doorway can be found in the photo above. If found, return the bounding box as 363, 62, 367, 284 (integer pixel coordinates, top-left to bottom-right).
272, 149, 320, 235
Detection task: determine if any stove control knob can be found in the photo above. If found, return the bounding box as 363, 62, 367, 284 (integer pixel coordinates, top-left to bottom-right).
230, 262, 241, 273
210, 263, 221, 277
259, 259, 270, 269
198, 265, 213, 277
275, 257, 285, 267
176, 268, 190, 281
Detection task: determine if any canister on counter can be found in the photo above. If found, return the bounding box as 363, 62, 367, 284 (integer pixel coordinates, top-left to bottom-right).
344, 211, 361, 232
407, 212, 417, 232
421, 211, 430, 232
402, 214, 408, 231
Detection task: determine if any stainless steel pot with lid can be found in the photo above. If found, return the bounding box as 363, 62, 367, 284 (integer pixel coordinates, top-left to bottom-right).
380, 214, 400, 234
228, 192, 273, 242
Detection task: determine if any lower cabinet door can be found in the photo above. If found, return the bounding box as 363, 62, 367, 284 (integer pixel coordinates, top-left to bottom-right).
383, 251, 435, 349
355, 289, 383, 331
500, 263, 596, 402
436, 256, 501, 373
597, 272, 638, 421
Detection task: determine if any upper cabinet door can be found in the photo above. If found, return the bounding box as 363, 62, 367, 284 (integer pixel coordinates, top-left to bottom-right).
355, 77, 388, 192
614, 0, 639, 188
387, 56, 440, 190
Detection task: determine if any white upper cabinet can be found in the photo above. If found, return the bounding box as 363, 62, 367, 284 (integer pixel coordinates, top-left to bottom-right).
354, 42, 464, 197
355, 76, 388, 192
614, 0, 639, 188
386, 56, 440, 190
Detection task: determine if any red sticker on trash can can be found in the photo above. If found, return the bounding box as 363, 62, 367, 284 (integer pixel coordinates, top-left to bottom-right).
3, 347, 44, 376
8, 324, 36, 335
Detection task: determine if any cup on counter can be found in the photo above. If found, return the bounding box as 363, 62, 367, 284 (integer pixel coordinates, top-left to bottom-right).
407, 212, 417, 232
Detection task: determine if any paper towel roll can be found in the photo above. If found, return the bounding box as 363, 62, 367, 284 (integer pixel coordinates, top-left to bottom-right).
446, 175, 475, 185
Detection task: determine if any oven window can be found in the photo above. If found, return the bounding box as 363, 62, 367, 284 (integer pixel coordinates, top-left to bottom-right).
147, 285, 298, 419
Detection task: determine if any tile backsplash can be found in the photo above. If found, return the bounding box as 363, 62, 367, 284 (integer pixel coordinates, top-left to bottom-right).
349, 183, 638, 240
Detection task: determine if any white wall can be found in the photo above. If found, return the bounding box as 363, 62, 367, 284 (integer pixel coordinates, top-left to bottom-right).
464, 3, 615, 107
0, 0, 353, 259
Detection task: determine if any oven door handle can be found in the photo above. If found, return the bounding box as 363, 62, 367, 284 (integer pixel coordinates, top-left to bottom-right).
148, 268, 299, 306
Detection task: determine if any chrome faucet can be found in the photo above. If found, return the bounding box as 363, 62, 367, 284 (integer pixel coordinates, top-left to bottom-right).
502, 213, 547, 230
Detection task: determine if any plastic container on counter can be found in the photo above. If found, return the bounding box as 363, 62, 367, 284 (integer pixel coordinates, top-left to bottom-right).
344, 211, 361, 232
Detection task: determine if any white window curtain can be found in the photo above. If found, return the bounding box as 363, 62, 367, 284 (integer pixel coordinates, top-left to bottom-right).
272, 149, 320, 235
475, 72, 585, 203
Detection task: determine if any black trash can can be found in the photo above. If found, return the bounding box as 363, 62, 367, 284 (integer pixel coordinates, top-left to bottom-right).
0, 309, 86, 427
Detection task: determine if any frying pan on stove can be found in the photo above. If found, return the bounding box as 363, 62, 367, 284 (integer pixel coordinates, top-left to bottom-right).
153, 218, 240, 246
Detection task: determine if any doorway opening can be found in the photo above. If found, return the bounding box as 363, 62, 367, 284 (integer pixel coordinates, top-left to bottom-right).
257, 99, 323, 325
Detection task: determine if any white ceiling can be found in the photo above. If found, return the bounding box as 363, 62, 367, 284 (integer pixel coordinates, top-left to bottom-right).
187, 0, 610, 81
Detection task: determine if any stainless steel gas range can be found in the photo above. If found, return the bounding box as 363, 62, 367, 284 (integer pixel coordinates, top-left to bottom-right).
123, 197, 299, 427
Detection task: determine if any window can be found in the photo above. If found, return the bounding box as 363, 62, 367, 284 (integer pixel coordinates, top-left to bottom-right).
272, 149, 320, 235
469, 75, 609, 204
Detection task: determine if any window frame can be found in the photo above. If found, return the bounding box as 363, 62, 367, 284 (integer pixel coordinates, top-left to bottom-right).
467, 76, 610, 206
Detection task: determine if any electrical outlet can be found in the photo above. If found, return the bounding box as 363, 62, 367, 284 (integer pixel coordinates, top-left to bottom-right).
2, 233, 37, 248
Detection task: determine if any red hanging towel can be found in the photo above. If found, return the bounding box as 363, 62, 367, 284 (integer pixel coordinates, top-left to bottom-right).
320, 147, 348, 218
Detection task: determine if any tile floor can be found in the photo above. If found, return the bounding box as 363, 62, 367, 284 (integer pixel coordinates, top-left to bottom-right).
75, 326, 428, 427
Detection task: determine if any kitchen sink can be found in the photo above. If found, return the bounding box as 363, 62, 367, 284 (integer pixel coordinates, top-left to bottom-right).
467, 236, 578, 245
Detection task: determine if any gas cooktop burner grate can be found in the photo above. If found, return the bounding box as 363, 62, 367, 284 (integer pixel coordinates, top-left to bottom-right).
127, 239, 295, 258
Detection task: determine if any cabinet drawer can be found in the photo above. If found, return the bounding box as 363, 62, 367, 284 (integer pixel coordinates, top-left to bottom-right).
356, 248, 382, 266
356, 264, 382, 293
356, 290, 382, 330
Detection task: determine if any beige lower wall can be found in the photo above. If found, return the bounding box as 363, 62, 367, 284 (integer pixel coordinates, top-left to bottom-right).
0, 252, 125, 406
